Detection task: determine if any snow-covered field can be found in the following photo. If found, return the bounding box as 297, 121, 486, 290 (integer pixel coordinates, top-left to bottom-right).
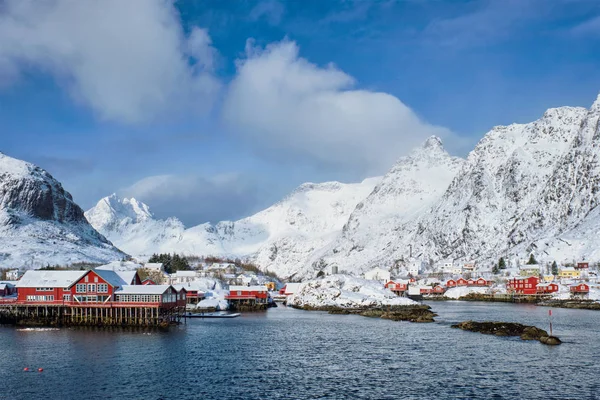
286, 275, 416, 309
443, 286, 490, 299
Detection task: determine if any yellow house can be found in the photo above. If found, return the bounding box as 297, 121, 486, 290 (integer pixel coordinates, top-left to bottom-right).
559, 267, 580, 279
519, 265, 541, 277
264, 282, 276, 291
542, 275, 555, 282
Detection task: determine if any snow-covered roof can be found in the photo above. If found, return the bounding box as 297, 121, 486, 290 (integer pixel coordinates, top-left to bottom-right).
16, 270, 87, 288
174, 270, 196, 277
283, 282, 302, 294
115, 270, 137, 284
561, 267, 577, 271
144, 263, 164, 270
116, 285, 173, 295
94, 269, 127, 288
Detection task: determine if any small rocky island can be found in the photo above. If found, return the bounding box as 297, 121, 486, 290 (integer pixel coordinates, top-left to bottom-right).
287, 275, 436, 322
451, 321, 561, 345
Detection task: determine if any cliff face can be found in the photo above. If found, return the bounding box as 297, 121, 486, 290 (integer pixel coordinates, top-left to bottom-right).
0, 152, 125, 267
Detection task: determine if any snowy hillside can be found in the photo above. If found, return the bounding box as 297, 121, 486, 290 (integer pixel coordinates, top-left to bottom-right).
86, 95, 600, 280
86, 178, 380, 277
0, 153, 125, 268
309, 136, 464, 275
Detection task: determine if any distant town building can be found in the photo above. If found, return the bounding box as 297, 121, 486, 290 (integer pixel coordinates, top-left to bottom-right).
6, 269, 20, 281
559, 267, 580, 280
576, 262, 589, 269
144, 263, 164, 272
506, 276, 540, 295
364, 267, 391, 282
519, 265, 541, 277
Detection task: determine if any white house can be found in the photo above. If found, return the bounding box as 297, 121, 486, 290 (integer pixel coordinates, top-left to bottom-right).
408, 260, 427, 276
442, 261, 454, 273
364, 267, 391, 282
452, 265, 463, 275
144, 263, 164, 272
6, 269, 20, 281
169, 270, 197, 284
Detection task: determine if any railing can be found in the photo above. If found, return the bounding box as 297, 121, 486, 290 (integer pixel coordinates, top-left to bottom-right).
0, 299, 183, 308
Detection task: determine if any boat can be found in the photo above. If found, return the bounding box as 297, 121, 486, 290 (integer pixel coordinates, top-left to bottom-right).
185, 312, 241, 319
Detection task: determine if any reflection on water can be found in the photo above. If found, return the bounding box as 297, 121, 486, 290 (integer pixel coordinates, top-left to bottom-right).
1, 301, 598, 399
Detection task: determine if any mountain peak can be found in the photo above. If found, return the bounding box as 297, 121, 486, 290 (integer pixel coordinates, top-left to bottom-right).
422, 135, 444, 151
591, 93, 600, 112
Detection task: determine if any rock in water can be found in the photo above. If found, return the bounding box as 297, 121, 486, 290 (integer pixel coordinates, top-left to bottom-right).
451, 321, 561, 345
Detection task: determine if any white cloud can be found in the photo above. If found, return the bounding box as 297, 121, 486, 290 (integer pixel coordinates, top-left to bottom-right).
120, 173, 261, 225
0, 0, 219, 123
223, 39, 451, 174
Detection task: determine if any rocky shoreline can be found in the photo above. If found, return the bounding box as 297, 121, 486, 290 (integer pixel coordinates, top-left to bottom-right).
451, 321, 561, 345
426, 293, 600, 310
292, 304, 437, 323
537, 300, 600, 310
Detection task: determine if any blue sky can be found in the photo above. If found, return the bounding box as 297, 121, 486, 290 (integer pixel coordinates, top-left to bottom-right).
1, 0, 600, 226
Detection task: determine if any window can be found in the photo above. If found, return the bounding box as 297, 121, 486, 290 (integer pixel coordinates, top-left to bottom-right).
88, 284, 96, 292
76, 284, 86, 293
63, 295, 70, 301
36, 287, 53, 292
98, 284, 108, 293
85, 275, 89, 283
94, 277, 98, 283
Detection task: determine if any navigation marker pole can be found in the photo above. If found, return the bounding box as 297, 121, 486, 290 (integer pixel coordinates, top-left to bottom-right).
549, 309, 553, 336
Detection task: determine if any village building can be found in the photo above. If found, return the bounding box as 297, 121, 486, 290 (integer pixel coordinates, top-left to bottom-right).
446, 279, 457, 288
115, 285, 186, 308
142, 278, 156, 285
6, 269, 21, 281
226, 285, 269, 308
279, 283, 301, 296
169, 270, 197, 285
456, 277, 468, 287
506, 276, 540, 295
451, 265, 463, 275
144, 263, 164, 272
463, 262, 476, 272
364, 267, 391, 282
431, 285, 446, 295
576, 262, 590, 269
570, 283, 590, 296
385, 280, 408, 295
0, 282, 16, 297
519, 265, 541, 277
441, 261, 454, 273
536, 283, 559, 294
542, 275, 555, 282
407, 260, 427, 277
559, 267, 581, 280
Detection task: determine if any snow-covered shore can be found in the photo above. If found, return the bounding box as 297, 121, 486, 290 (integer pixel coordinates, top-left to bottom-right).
287, 275, 417, 309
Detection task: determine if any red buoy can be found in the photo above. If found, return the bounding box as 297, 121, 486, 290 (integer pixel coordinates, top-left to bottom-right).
38, 368, 43, 372
23, 367, 29, 372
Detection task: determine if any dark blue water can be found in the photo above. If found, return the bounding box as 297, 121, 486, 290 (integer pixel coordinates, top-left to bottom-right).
1, 302, 599, 399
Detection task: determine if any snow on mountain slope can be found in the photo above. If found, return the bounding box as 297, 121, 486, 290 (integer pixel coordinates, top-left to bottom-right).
223, 178, 380, 279
307, 136, 464, 276
85, 194, 224, 258
86, 178, 380, 276
409, 105, 590, 263
0, 153, 125, 268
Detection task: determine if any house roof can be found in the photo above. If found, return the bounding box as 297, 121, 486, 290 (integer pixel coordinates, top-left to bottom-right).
16, 270, 87, 288
229, 285, 268, 292
116, 285, 173, 295
94, 269, 128, 288
115, 270, 138, 284
174, 270, 196, 277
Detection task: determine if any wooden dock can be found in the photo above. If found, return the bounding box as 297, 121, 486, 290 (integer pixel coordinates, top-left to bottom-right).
0, 302, 185, 327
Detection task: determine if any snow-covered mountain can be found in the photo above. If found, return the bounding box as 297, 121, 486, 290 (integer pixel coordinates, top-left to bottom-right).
86, 95, 600, 280
308, 136, 464, 274
0, 153, 125, 268
86, 177, 380, 278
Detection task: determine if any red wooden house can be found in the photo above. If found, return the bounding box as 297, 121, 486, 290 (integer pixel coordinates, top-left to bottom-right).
536, 283, 559, 294
446, 279, 457, 288
576, 262, 589, 269
570, 283, 590, 295
467, 279, 475, 286
506, 276, 539, 295
456, 278, 468, 287
142, 279, 156, 285
0, 282, 16, 297
432, 285, 446, 295
226, 285, 269, 304
420, 287, 433, 295
16, 270, 88, 304
385, 280, 408, 295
